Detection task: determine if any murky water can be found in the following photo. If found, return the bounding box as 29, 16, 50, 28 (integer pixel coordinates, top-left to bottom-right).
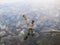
0, 0, 60, 45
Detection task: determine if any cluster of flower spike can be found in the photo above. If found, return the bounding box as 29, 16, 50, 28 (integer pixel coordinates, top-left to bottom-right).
23, 15, 35, 40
